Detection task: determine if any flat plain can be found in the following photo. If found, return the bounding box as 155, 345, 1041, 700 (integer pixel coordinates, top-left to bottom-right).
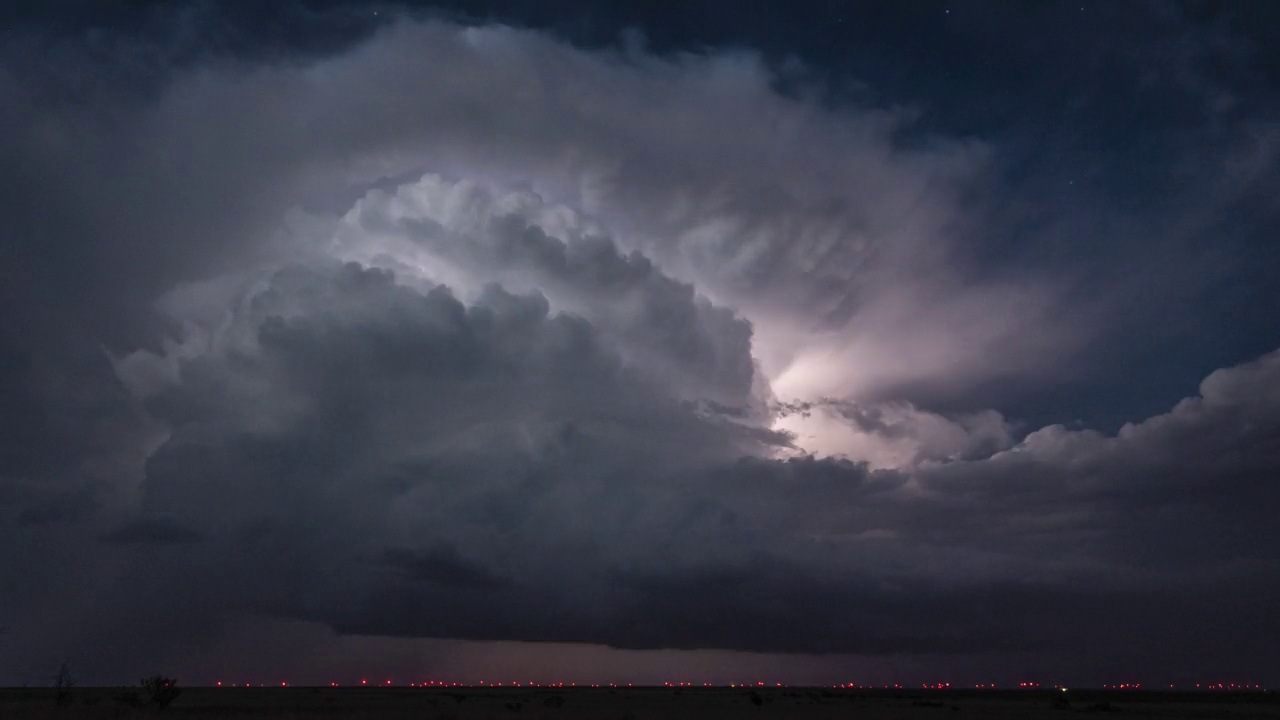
2, 687, 1278, 720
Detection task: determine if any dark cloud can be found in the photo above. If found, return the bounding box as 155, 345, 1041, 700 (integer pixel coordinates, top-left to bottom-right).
71, 292, 1280, 669
100, 517, 206, 545
382, 545, 507, 591
14, 488, 100, 528
0, 1, 1278, 688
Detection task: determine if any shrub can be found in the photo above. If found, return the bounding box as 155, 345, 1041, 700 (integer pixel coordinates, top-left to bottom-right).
53, 661, 74, 707
140, 675, 182, 710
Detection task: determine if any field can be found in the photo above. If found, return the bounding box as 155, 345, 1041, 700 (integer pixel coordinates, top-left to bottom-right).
2, 687, 1279, 720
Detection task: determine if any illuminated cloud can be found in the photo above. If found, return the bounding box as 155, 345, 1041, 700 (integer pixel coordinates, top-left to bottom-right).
1, 3, 1277, 686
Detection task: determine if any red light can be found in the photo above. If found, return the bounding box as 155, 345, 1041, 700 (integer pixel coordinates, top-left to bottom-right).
216, 682, 222, 687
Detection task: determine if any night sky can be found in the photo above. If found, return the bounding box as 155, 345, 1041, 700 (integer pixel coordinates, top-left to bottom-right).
2, 0, 1279, 688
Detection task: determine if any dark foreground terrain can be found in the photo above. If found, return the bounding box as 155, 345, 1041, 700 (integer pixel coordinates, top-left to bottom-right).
2, 687, 1277, 720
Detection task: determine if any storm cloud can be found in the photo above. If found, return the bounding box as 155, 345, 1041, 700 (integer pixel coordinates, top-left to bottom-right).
1, 1, 1278, 687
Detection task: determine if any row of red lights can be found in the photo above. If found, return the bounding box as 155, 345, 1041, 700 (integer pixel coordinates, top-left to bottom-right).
213, 680, 1268, 690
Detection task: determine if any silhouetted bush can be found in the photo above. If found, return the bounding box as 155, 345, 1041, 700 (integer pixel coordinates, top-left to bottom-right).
140, 675, 182, 710
53, 661, 74, 707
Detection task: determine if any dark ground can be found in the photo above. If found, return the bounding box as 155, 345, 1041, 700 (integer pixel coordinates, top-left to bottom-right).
2, 687, 1277, 720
